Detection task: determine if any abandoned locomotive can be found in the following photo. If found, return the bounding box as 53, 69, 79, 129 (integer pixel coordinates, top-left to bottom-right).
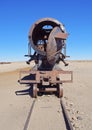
19, 18, 73, 98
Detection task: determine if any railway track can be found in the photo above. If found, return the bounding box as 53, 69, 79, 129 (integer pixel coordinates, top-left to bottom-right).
23, 99, 36, 130
60, 99, 74, 130
23, 97, 74, 130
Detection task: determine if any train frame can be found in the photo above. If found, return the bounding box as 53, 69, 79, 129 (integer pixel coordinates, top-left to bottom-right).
19, 69, 73, 98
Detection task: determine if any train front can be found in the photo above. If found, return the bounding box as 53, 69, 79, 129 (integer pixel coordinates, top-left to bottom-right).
27, 18, 68, 70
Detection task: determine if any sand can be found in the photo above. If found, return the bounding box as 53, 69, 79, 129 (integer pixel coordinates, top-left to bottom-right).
0, 61, 35, 73
0, 61, 92, 130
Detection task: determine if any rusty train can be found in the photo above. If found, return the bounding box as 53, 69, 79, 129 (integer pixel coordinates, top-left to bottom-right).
19, 18, 73, 98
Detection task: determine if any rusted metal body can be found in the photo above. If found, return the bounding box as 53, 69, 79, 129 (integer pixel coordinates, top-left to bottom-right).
19, 70, 73, 84
19, 17, 73, 98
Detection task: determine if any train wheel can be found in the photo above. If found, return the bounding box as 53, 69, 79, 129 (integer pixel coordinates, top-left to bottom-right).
33, 84, 37, 98
58, 84, 63, 98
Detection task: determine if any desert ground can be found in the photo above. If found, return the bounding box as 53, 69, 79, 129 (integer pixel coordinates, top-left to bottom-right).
0, 61, 92, 130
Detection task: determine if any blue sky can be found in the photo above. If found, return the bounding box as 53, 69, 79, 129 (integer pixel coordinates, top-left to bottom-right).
0, 0, 92, 61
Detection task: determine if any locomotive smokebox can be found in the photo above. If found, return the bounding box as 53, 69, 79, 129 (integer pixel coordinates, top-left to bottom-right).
28, 18, 68, 66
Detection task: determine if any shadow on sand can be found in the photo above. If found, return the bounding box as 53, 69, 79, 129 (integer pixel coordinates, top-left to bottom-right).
15, 73, 35, 97
15, 85, 33, 97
